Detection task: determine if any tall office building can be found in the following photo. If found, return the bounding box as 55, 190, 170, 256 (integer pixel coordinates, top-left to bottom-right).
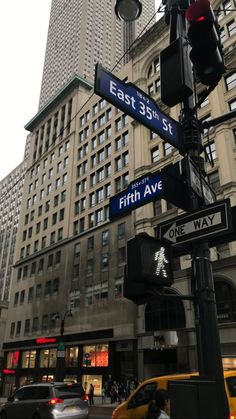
39, 0, 155, 109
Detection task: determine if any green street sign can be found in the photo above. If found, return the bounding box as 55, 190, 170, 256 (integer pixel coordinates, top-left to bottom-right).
57, 342, 65, 351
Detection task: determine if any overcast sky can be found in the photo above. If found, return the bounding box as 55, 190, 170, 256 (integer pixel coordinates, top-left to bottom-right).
0, 1, 162, 182
0, 1, 51, 181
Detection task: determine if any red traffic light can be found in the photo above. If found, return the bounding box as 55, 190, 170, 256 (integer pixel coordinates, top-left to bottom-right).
185, 0, 210, 20
185, 0, 225, 86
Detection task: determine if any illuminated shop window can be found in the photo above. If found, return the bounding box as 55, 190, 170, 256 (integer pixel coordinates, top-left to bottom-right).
66, 347, 79, 367
21, 350, 36, 368
6, 351, 19, 369
39, 348, 57, 368
82, 344, 108, 367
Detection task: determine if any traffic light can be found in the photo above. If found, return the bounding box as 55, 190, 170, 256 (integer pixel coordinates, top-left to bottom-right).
160, 37, 193, 107
124, 234, 173, 305
185, 0, 225, 86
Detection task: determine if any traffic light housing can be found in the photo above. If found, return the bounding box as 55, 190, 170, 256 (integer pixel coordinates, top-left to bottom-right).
160, 37, 193, 107
124, 234, 173, 304
185, 0, 225, 86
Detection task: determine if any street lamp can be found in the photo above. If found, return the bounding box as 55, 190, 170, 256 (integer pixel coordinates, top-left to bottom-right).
55, 309, 72, 382
115, 0, 142, 21
56, 309, 73, 337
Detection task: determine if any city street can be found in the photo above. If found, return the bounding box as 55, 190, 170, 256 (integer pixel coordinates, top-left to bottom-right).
89, 404, 114, 418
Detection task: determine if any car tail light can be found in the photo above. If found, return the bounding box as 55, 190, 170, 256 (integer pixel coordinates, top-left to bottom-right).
229, 414, 236, 419
48, 398, 64, 405
82, 393, 89, 401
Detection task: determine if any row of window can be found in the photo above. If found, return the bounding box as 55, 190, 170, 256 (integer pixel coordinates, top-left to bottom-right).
10, 310, 60, 338
14, 278, 59, 307
29, 157, 69, 193
6, 344, 108, 369
220, 19, 236, 41
17, 251, 61, 281
20, 228, 63, 258
31, 140, 70, 177
73, 222, 125, 251
27, 174, 68, 209
85, 113, 128, 137
33, 100, 72, 161
23, 209, 65, 242
24, 191, 66, 226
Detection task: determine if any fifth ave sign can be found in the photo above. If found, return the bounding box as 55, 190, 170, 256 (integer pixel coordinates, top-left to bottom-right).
159, 200, 232, 245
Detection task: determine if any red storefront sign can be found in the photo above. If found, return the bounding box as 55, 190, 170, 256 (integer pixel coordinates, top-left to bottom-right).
36, 337, 57, 344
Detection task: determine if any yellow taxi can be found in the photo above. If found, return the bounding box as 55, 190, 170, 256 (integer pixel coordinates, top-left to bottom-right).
112, 370, 236, 419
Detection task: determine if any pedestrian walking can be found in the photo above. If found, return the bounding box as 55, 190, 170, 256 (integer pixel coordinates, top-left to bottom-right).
88, 383, 94, 405
102, 386, 106, 403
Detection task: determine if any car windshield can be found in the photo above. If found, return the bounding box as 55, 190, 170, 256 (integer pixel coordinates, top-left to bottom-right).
55, 384, 84, 399
226, 376, 236, 397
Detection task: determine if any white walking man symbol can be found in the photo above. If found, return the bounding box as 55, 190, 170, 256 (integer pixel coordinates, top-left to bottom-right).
154, 247, 168, 278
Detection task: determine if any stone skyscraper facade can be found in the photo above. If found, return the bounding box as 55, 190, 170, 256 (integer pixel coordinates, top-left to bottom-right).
38, 0, 155, 109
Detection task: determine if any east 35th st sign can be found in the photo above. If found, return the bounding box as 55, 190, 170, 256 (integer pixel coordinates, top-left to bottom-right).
95, 64, 184, 154
158, 200, 232, 245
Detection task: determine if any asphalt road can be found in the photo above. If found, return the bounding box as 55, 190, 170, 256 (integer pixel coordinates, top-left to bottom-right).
89, 404, 115, 418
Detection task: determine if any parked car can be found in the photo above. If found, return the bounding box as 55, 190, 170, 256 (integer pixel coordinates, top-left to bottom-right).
0, 382, 88, 419
112, 370, 236, 419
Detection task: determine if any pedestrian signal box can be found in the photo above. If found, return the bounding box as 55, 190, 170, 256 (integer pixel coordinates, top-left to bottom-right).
124, 234, 173, 304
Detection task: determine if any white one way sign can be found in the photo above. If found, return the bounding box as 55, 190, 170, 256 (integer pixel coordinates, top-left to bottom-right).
159, 200, 231, 245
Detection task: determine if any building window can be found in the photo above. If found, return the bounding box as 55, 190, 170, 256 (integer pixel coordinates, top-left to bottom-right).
28, 287, 34, 302
205, 141, 216, 160
36, 285, 42, 299
164, 142, 172, 156
6, 351, 19, 368
87, 237, 94, 251
55, 251, 61, 264
47, 254, 53, 268
20, 290, 25, 305
216, 243, 230, 260
32, 316, 39, 332
14, 292, 19, 306
154, 200, 162, 216
215, 281, 236, 322
66, 347, 79, 367
208, 171, 220, 191
118, 246, 126, 263
229, 99, 236, 111
74, 243, 80, 257
42, 314, 49, 331
115, 277, 123, 299
151, 147, 159, 163
39, 348, 57, 368
225, 72, 236, 91
52, 277, 59, 293
16, 321, 21, 336
10, 323, 15, 338
148, 84, 154, 96
86, 259, 94, 276
219, 26, 227, 43
223, 0, 232, 14
227, 20, 236, 37
21, 350, 36, 368
45, 281, 51, 296
102, 230, 109, 246
24, 319, 31, 336
101, 253, 109, 268
118, 223, 125, 240
82, 344, 108, 367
